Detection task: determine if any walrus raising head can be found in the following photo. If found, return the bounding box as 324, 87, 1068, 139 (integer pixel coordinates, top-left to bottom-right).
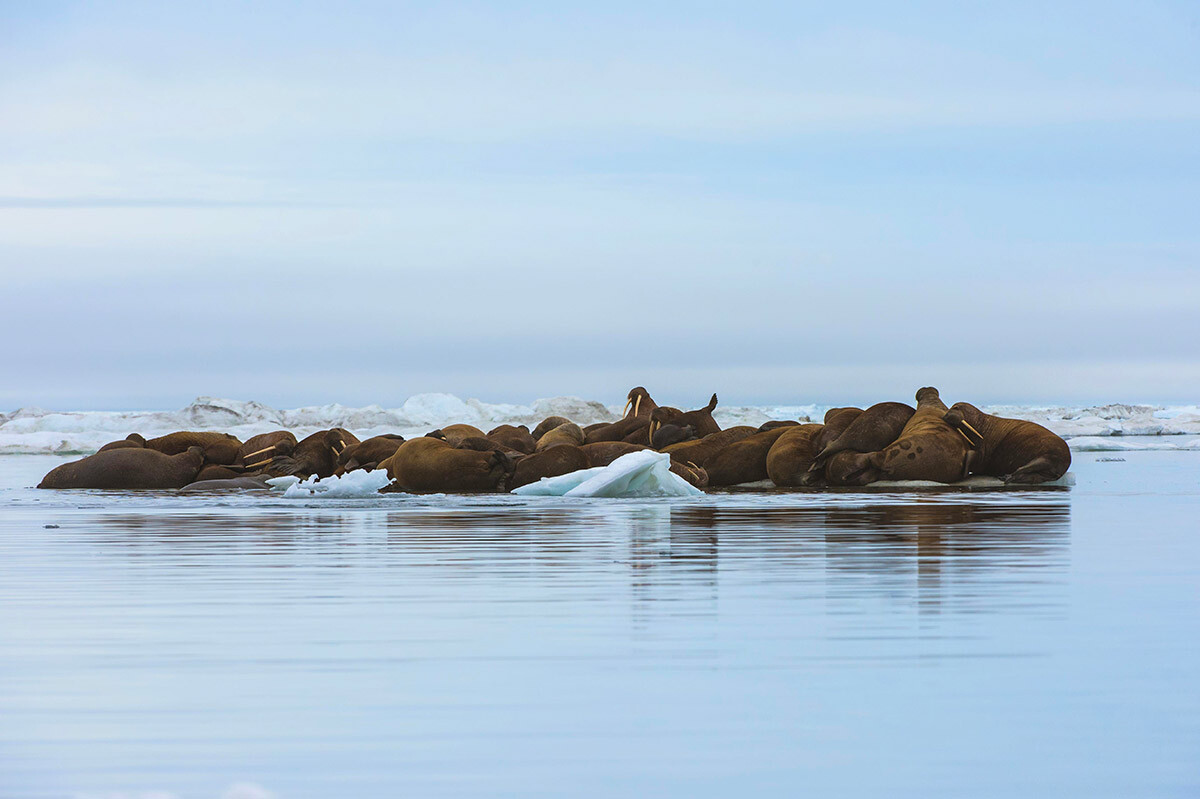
622, 387, 658, 420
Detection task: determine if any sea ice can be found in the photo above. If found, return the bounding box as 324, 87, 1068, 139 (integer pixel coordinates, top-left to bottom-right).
512, 451, 703, 498
278, 470, 391, 498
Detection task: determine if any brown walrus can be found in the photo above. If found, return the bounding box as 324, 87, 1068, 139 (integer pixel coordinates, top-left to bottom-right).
237, 431, 297, 470
866, 387, 975, 483
662, 426, 757, 467
265, 428, 359, 479
381, 437, 512, 492
812, 402, 915, 467
97, 433, 147, 452
765, 424, 826, 487
194, 464, 242, 481
508, 445, 591, 490
486, 424, 537, 454
585, 387, 659, 443
531, 416, 573, 441
704, 426, 793, 486
38, 446, 205, 489
646, 394, 720, 445
580, 441, 648, 467
946, 402, 1071, 483
144, 431, 243, 465
811, 407, 865, 454
336, 434, 405, 474
649, 422, 697, 450
434, 424, 487, 446
535, 422, 586, 451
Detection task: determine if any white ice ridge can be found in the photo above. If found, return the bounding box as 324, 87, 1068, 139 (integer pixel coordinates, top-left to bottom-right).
512, 451, 703, 498
1, 394, 1199, 455
271, 470, 392, 498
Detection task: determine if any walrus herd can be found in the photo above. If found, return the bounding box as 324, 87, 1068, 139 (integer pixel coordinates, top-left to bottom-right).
36, 386, 1071, 492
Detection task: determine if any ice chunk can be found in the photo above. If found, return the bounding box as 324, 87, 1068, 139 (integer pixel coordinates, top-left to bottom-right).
513, 451, 702, 498
280, 470, 391, 498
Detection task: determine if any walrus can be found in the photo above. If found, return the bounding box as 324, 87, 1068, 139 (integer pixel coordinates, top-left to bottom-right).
143, 431, 243, 465
381, 437, 512, 492
508, 445, 591, 490
946, 402, 1071, 483
535, 422, 586, 451
266, 428, 359, 479
486, 424, 537, 454
38, 446, 205, 489
822, 449, 884, 486
435, 424, 487, 446
811, 402, 915, 468
758, 420, 800, 432
650, 423, 697, 450
531, 416, 573, 441
336, 434, 405, 474
765, 424, 826, 487
580, 441, 648, 467
585, 387, 659, 443
811, 407, 864, 454
97, 433, 147, 452
668, 459, 708, 488
179, 475, 272, 492
646, 394, 720, 445
704, 426, 792, 486
237, 431, 297, 470
194, 464, 242, 481
662, 426, 757, 467
866, 387, 975, 483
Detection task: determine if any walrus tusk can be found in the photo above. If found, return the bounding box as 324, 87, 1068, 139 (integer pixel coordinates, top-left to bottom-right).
330, 445, 342, 458
243, 458, 273, 470
960, 420, 983, 443
242, 445, 276, 461
633, 395, 642, 418
623, 398, 632, 418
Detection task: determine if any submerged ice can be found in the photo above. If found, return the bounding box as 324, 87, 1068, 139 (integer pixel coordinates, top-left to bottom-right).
512, 451, 703, 498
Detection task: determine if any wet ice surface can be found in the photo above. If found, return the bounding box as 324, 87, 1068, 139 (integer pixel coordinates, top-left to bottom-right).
1, 452, 1198, 798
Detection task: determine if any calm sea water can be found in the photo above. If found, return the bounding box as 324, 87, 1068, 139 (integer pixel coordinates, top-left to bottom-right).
1, 451, 1197, 798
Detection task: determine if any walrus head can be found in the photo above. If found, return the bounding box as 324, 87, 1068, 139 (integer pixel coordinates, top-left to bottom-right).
623, 386, 656, 419
425, 429, 449, 441
127, 433, 146, 446
915, 387, 941, 403
943, 408, 984, 448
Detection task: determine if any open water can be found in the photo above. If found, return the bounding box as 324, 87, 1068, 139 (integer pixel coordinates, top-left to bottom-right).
1, 451, 1197, 797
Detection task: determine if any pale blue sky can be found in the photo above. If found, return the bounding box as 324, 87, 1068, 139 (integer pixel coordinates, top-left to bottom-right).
2, 1, 1198, 409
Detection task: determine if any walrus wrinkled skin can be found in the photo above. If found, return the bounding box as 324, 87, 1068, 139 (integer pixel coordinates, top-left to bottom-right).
179, 475, 272, 492
97, 433, 147, 452
144, 431, 243, 465
663, 426, 757, 467
704, 426, 792, 486
509, 445, 591, 489
867, 388, 975, 483
758, 420, 800, 432
336, 434, 405, 474
487, 425, 537, 454
382, 437, 512, 492
39, 446, 205, 489
947, 402, 1071, 483
647, 394, 720, 445
194, 464, 242, 481
765, 424, 826, 487
535, 422, 586, 451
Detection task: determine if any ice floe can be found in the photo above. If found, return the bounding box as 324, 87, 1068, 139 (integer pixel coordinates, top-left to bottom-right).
512, 451, 703, 498
273, 470, 392, 498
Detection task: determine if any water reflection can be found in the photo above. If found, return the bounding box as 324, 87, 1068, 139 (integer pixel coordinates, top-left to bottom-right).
81, 497, 1069, 619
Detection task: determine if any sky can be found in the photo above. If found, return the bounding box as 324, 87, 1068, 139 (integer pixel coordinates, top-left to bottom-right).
2, 0, 1198, 410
